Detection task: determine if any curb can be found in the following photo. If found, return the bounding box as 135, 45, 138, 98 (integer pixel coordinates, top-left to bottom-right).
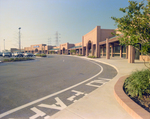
114, 76, 150, 119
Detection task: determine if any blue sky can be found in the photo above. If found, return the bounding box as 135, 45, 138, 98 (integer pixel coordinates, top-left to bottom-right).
0, 0, 147, 51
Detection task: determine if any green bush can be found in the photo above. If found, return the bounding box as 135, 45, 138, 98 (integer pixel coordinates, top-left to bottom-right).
124, 69, 150, 99
3, 57, 34, 62
10, 58, 14, 61
14, 58, 19, 61
78, 55, 83, 56
70, 50, 76, 53
3, 59, 10, 62
35, 54, 47, 57
88, 56, 97, 58
25, 57, 34, 60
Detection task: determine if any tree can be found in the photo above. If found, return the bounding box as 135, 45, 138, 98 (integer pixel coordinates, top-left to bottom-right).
111, 0, 150, 55
70, 49, 76, 54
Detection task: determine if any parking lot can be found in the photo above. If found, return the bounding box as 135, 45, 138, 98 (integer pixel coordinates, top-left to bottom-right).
0, 55, 117, 118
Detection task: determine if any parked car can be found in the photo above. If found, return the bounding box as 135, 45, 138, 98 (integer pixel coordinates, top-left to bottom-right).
12, 53, 15, 57
2, 52, 12, 57
34, 53, 40, 56
14, 52, 23, 57
24, 53, 34, 57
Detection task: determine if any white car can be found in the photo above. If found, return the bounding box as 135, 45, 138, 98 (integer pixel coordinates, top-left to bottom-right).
14, 52, 23, 57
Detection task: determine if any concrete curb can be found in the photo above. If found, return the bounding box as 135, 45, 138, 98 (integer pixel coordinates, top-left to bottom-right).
114, 75, 150, 119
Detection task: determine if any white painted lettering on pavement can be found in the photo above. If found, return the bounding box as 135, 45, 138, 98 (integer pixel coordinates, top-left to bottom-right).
86, 80, 105, 88
67, 90, 88, 102
38, 97, 67, 110
30, 107, 46, 119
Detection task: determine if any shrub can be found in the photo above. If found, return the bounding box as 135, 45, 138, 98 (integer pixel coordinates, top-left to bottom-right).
14, 58, 19, 61
35, 54, 47, 57
3, 59, 10, 62
10, 58, 14, 61
2, 57, 34, 62
124, 69, 150, 99
78, 55, 83, 56
88, 56, 97, 58
70, 50, 76, 54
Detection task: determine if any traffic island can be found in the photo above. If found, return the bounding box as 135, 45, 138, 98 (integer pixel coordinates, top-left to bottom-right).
2, 57, 34, 62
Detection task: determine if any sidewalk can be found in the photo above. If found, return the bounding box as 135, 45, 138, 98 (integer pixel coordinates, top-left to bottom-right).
51, 56, 148, 119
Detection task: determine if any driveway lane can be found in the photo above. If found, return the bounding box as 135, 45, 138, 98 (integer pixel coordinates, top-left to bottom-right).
0, 55, 101, 114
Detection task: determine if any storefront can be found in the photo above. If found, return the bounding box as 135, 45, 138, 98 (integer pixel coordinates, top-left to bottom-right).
23, 26, 140, 63
24, 44, 54, 54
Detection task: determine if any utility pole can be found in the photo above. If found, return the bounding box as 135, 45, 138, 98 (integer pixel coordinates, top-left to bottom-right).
48, 38, 51, 46
19, 27, 21, 52
4, 39, 5, 52
55, 31, 60, 46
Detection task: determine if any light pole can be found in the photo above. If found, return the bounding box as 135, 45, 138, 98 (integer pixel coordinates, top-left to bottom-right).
4, 39, 5, 52
19, 27, 21, 52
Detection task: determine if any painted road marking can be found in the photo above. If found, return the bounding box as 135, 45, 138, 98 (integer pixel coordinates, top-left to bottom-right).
67, 90, 87, 102
98, 77, 111, 80
30, 107, 46, 119
30, 107, 51, 119
86, 80, 104, 88
38, 97, 67, 110
0, 60, 103, 118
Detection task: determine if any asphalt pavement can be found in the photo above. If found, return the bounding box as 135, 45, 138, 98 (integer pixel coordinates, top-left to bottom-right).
51, 56, 148, 119
0, 55, 117, 118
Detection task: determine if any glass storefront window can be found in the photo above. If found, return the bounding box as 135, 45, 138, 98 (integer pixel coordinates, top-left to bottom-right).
122, 45, 126, 53
113, 46, 120, 53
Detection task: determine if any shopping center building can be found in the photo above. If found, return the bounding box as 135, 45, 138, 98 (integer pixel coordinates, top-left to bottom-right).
24, 26, 143, 63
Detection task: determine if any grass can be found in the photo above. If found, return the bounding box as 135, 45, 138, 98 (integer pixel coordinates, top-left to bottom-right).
2, 57, 34, 62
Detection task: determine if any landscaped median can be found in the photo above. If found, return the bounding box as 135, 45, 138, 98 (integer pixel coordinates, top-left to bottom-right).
2, 57, 34, 62
114, 75, 150, 119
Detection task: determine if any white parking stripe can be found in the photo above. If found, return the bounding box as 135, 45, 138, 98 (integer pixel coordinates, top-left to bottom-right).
0, 60, 103, 118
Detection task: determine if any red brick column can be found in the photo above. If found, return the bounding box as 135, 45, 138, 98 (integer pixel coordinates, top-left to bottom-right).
106, 38, 110, 59
111, 44, 114, 57
128, 45, 135, 63
86, 43, 88, 56
120, 46, 122, 58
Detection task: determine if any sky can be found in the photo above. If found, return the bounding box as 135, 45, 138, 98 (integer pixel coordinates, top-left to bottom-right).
0, 0, 147, 51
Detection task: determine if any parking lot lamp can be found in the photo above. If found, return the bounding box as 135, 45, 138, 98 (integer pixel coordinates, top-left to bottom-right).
19, 27, 21, 52
4, 39, 5, 52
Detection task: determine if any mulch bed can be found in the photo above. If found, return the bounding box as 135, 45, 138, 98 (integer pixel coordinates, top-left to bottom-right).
124, 89, 150, 113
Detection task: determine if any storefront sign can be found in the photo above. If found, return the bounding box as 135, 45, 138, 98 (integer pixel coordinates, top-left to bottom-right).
33, 45, 39, 48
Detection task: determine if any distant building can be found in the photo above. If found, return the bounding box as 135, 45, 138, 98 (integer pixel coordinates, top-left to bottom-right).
23, 26, 143, 63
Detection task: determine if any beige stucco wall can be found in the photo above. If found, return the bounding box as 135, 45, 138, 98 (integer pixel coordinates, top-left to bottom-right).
82, 26, 99, 46
45, 45, 54, 50
53, 46, 59, 49
68, 44, 74, 48
82, 26, 115, 46
60, 43, 75, 50
24, 44, 47, 51
100, 29, 115, 41
60, 43, 68, 50
75, 42, 82, 46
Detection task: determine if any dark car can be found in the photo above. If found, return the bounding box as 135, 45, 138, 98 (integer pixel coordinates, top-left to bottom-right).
2, 52, 12, 57
0, 52, 2, 56
24, 53, 34, 57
